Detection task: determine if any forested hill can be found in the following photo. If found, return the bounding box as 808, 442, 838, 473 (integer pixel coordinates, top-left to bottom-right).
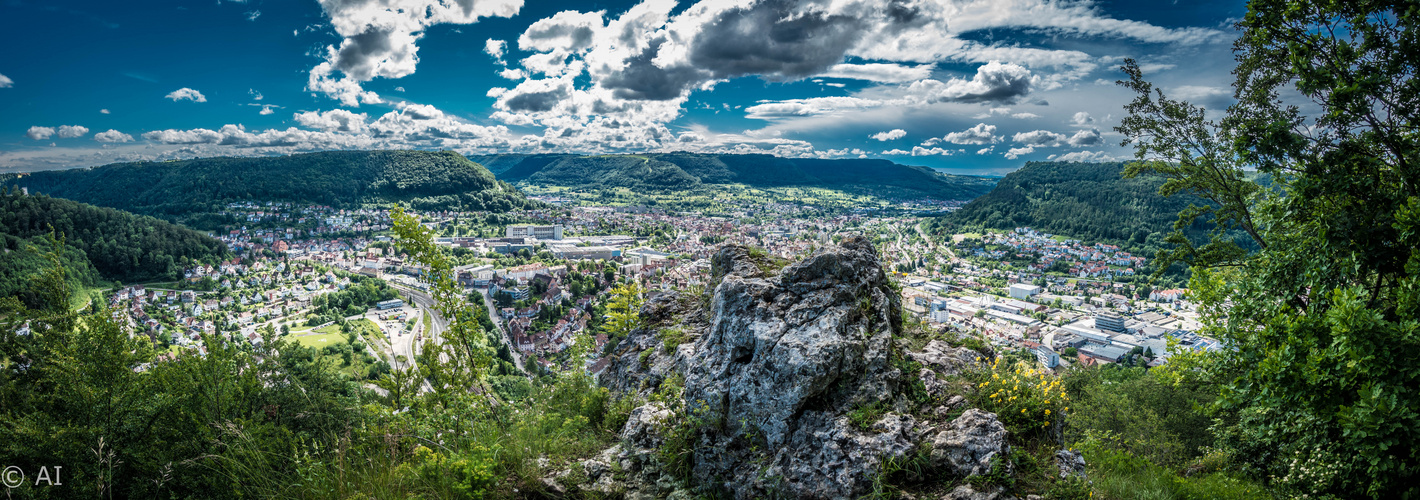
0, 189, 229, 284
4, 150, 539, 219
468, 152, 997, 200
929, 161, 1215, 249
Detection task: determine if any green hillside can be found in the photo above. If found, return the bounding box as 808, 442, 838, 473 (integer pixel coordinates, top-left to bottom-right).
4, 150, 539, 221
0, 189, 229, 284
469, 152, 996, 200
929, 161, 1216, 248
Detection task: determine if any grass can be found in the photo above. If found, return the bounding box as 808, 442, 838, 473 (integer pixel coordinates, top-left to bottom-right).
1076, 440, 1273, 500
294, 332, 347, 348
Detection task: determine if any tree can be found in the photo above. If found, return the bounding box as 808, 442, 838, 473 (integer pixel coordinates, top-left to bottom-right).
602, 281, 644, 341
1115, 2, 1420, 495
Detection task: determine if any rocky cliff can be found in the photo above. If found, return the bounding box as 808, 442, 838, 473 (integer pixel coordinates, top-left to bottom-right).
561, 237, 1081, 499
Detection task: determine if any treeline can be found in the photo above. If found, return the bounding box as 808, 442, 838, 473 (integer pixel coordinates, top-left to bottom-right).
0, 189, 228, 283
471, 152, 997, 200
3, 150, 541, 223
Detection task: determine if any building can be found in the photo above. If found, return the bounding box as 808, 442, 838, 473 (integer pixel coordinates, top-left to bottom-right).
1095, 312, 1126, 333
1035, 344, 1060, 368
1009, 283, 1042, 300
375, 299, 405, 310
506, 224, 563, 240
550, 245, 617, 260
1079, 343, 1130, 363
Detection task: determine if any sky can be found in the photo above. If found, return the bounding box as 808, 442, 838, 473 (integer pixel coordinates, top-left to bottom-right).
0, 0, 1248, 176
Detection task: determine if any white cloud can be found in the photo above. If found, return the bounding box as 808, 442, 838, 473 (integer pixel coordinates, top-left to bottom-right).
903, 61, 1036, 104
819, 63, 933, 83
486, 39, 509, 65
744, 96, 879, 120
0, 73, 12, 88
870, 129, 906, 141
249, 89, 263, 100
259, 105, 276, 115
26, 126, 55, 140
976, 146, 994, 155
1049, 150, 1119, 162
246, 10, 261, 21
306, 0, 524, 106
943, 123, 1000, 145
1067, 128, 1103, 147
94, 129, 134, 143
1071, 111, 1093, 126
57, 125, 89, 138
394, 86, 406, 92
166, 88, 207, 102
1011, 112, 1040, 119
99, 108, 110, 114
1013, 129, 1068, 146
1004, 146, 1035, 159
294, 109, 368, 133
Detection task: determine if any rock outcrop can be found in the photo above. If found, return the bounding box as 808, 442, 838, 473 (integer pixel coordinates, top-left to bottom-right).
567, 237, 1048, 499
682, 237, 913, 498
931, 409, 1010, 477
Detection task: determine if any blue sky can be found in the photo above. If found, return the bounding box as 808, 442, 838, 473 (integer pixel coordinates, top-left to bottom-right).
0, 0, 1247, 175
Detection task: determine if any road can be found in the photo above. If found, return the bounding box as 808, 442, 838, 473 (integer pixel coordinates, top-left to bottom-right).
477, 288, 527, 374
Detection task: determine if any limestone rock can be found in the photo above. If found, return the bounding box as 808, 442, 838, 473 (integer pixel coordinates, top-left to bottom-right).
931, 409, 1010, 477
910, 340, 985, 376
942, 484, 1012, 500
1055, 449, 1087, 480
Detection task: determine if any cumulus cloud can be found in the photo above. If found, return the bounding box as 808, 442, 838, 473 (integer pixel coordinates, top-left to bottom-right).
166, 87, 207, 102
1071, 111, 1093, 126
99, 108, 111, 114
976, 146, 994, 155
942, 123, 1000, 145
249, 89, 264, 100
57, 125, 89, 138
1004, 146, 1035, 159
905, 61, 1036, 104
259, 105, 276, 115
294, 109, 369, 132
870, 129, 906, 141
1067, 128, 1103, 147
0, 73, 12, 88
1013, 129, 1067, 146
486, 39, 507, 64
306, 0, 524, 106
94, 129, 134, 143
744, 96, 878, 120
26, 126, 55, 140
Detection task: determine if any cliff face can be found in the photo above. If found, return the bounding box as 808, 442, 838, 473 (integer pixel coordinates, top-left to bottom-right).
572, 237, 1048, 499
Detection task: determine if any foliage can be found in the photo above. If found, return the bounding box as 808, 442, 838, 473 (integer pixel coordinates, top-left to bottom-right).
1062, 364, 1216, 468
3, 150, 540, 225
1111, 1, 1420, 496
970, 357, 1069, 439
602, 281, 644, 343
1074, 437, 1272, 500
0, 189, 228, 283
474, 152, 997, 201
0, 233, 100, 308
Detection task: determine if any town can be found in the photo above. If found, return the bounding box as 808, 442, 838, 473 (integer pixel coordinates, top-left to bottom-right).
96, 196, 1214, 388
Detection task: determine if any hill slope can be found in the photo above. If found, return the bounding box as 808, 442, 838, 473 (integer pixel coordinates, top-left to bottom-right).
0, 190, 229, 284
930, 161, 1214, 248
469, 152, 996, 200
4, 150, 538, 220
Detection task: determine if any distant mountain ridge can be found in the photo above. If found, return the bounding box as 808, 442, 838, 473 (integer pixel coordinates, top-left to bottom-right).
3, 150, 538, 220
469, 152, 997, 200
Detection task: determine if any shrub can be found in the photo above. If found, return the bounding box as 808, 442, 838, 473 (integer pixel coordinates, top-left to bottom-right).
972, 357, 1068, 438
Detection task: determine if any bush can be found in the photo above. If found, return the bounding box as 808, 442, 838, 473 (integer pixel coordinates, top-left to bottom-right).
971, 357, 1068, 439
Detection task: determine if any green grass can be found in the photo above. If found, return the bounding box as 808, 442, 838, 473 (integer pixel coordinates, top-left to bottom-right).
294, 332, 347, 348
1076, 440, 1273, 500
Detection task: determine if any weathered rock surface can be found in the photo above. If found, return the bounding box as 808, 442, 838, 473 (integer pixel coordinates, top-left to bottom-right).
597, 290, 704, 398
1054, 449, 1087, 480
942, 484, 1013, 500
910, 340, 985, 376
931, 409, 1010, 477
677, 237, 913, 498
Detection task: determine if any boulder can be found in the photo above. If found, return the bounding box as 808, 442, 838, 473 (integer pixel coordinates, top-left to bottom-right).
931, 409, 1010, 477
941, 484, 1012, 500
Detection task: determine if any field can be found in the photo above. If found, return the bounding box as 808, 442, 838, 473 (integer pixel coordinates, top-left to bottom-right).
290, 319, 387, 379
